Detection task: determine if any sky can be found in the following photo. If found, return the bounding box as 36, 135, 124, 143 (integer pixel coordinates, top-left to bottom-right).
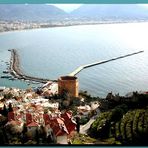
50, 4, 82, 12
50, 4, 148, 12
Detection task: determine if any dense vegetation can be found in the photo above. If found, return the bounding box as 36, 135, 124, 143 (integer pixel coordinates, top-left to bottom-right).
71, 133, 96, 144
89, 94, 148, 145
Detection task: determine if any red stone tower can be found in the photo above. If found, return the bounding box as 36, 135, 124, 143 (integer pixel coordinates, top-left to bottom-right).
58, 76, 78, 97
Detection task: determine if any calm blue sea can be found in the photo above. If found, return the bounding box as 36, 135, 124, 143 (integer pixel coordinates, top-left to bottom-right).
0, 22, 148, 97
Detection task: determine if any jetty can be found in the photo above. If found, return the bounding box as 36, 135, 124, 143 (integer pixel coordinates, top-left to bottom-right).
69, 50, 144, 76
9, 49, 56, 83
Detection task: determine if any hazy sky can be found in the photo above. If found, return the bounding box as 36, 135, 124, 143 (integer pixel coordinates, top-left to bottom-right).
50, 4, 148, 12
50, 4, 82, 12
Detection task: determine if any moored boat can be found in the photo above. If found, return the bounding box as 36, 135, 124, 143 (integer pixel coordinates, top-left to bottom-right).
8, 78, 15, 81
3, 71, 9, 74
1, 75, 12, 79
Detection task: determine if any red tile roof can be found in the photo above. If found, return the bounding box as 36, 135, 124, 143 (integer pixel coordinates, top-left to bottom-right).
61, 111, 72, 120
66, 111, 73, 118
8, 111, 15, 121
43, 114, 50, 125
26, 113, 32, 125
50, 118, 69, 137
27, 121, 38, 127
61, 112, 76, 134
65, 122, 76, 134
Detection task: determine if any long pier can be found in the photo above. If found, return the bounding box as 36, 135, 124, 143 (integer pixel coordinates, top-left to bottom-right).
69, 50, 144, 76
9, 49, 56, 83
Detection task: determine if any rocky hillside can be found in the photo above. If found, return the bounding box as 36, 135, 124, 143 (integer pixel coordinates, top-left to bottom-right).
0, 4, 67, 21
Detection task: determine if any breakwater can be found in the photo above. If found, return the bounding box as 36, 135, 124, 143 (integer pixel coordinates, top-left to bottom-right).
69, 50, 144, 76
9, 49, 56, 83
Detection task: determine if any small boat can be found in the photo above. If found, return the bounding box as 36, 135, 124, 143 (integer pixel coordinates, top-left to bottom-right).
9, 78, 15, 81
20, 78, 25, 81
31, 82, 41, 84
1, 75, 12, 79
3, 71, 9, 74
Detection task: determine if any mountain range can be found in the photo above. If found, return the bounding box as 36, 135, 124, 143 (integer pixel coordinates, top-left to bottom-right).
0, 4, 148, 21
71, 4, 148, 19
0, 4, 67, 21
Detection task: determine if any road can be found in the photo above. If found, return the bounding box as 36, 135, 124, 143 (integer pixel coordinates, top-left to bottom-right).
80, 109, 100, 134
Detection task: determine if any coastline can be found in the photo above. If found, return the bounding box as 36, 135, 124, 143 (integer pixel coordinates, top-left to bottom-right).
0, 20, 147, 96
1, 20, 148, 35
9, 49, 56, 84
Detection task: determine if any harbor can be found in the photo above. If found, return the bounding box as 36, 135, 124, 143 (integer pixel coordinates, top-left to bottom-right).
1, 49, 144, 93
8, 49, 56, 84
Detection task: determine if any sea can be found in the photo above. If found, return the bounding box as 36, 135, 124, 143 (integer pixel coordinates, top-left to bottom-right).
0, 22, 148, 97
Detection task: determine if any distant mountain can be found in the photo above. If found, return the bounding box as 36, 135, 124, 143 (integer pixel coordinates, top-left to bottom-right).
0, 4, 67, 21
71, 4, 148, 19
1, 4, 148, 22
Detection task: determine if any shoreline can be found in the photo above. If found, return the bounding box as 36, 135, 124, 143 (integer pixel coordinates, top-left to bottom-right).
1, 20, 148, 34
9, 49, 56, 84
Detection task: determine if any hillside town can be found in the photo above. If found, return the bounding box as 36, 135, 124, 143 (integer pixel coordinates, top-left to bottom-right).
0, 84, 100, 145
1, 18, 147, 33
1, 84, 148, 145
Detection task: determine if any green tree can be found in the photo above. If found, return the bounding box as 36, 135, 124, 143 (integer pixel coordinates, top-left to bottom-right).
76, 116, 80, 133
8, 103, 13, 112
2, 104, 8, 117
4, 93, 13, 99
0, 127, 7, 144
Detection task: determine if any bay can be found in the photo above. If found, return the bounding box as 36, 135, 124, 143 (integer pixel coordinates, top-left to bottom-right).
0, 22, 148, 97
